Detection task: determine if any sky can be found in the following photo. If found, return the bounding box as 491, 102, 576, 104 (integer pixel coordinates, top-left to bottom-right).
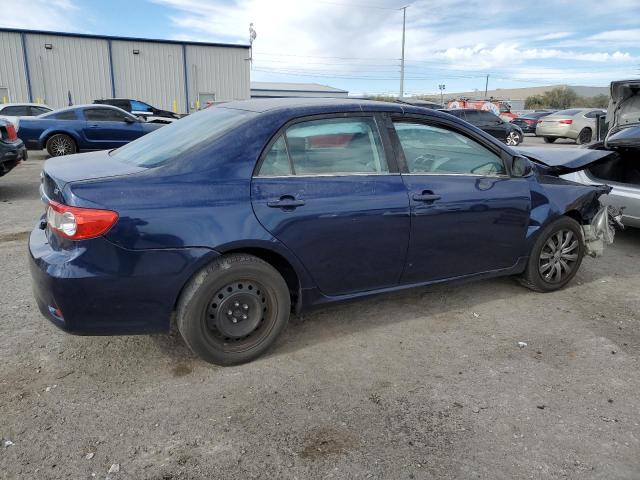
3, 0, 640, 96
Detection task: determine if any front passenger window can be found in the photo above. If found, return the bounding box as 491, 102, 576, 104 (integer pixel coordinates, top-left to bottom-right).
394, 122, 506, 176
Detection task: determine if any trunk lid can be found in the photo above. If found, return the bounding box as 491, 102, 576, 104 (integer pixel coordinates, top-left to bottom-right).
605, 80, 640, 148
42, 150, 146, 203
515, 146, 616, 174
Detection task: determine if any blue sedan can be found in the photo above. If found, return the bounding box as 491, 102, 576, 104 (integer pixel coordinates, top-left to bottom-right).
29, 99, 613, 365
17, 104, 163, 156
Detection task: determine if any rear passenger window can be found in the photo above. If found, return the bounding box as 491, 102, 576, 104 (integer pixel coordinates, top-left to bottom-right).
258, 117, 388, 176
394, 122, 506, 176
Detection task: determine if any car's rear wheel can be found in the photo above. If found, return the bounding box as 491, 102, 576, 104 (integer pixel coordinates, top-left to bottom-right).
506, 130, 523, 146
576, 128, 592, 145
543, 137, 557, 143
177, 254, 291, 365
46, 134, 77, 157
518, 217, 584, 292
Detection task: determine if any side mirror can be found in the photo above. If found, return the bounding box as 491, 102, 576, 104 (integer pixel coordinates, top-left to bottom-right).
510, 155, 533, 177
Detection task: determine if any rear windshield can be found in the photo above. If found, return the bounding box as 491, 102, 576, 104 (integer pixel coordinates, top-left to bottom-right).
111, 107, 256, 167
554, 109, 583, 116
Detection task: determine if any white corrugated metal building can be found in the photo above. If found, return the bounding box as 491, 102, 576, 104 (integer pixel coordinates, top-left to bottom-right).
0, 28, 250, 114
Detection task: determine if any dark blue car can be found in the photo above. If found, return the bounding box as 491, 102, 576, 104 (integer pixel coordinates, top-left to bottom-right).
29, 99, 612, 365
18, 104, 162, 157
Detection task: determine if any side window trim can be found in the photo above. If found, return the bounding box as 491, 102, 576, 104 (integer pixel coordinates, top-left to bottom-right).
389, 115, 511, 177
254, 112, 398, 178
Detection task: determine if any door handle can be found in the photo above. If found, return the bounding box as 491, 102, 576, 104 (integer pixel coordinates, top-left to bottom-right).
88, 124, 100, 128
412, 191, 441, 203
267, 196, 305, 209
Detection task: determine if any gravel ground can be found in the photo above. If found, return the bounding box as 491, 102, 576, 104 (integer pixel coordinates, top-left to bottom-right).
1, 146, 639, 480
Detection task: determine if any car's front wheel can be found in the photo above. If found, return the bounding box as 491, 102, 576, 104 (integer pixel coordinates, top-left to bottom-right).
177, 254, 291, 365
506, 130, 523, 146
45, 134, 77, 157
518, 217, 584, 292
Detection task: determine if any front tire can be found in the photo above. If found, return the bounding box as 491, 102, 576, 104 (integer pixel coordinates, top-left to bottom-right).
543, 137, 557, 144
177, 254, 291, 365
506, 130, 523, 146
576, 128, 592, 145
46, 134, 77, 157
518, 217, 584, 292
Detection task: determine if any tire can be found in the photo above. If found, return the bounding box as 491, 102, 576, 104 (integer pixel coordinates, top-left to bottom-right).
518, 217, 584, 292
45, 134, 77, 157
177, 253, 291, 365
543, 137, 557, 144
576, 128, 592, 145
506, 130, 523, 146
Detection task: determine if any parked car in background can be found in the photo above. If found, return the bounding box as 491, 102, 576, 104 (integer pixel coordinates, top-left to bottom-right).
94, 98, 179, 124
536, 108, 606, 144
0, 119, 27, 177
552, 79, 639, 228
0, 103, 53, 127
511, 111, 556, 134
442, 108, 524, 145
447, 98, 516, 121
30, 98, 614, 366
18, 104, 163, 157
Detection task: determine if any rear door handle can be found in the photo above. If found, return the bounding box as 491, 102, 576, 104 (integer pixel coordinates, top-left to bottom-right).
412, 191, 441, 203
267, 196, 305, 209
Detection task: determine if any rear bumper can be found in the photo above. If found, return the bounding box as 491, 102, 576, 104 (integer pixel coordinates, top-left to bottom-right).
0, 142, 27, 176
29, 222, 219, 335
536, 124, 572, 138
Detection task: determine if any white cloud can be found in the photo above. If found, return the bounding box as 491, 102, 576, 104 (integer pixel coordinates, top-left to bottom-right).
589, 29, 640, 45
1, 0, 79, 31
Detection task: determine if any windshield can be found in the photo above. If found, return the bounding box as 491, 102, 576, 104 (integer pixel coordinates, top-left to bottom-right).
111, 107, 256, 167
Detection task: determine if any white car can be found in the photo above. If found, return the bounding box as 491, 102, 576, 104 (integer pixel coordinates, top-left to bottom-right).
0, 103, 53, 128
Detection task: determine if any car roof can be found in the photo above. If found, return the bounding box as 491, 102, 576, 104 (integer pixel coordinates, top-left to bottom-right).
0, 103, 52, 109
217, 97, 412, 115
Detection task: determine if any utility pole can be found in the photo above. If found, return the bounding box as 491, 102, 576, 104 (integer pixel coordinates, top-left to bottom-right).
484, 74, 489, 98
399, 6, 407, 98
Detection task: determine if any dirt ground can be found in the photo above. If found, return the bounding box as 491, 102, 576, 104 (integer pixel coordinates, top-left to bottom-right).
1, 145, 639, 480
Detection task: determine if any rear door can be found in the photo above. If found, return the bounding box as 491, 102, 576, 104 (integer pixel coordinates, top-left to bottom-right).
251, 114, 410, 296
390, 116, 531, 283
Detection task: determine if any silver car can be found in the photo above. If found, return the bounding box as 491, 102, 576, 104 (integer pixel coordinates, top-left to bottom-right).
522, 80, 639, 228
536, 108, 606, 145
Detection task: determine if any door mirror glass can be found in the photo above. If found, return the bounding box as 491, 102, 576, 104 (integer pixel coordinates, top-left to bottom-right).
511, 155, 533, 177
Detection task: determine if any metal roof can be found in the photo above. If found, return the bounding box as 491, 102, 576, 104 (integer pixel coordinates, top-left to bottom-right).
250, 82, 348, 94
0, 28, 250, 49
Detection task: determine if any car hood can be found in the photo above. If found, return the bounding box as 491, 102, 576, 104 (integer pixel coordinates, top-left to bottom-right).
515, 146, 616, 174
606, 79, 640, 147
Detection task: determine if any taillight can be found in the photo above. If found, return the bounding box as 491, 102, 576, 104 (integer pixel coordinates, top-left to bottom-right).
524, 119, 535, 125
559, 119, 573, 124
46, 201, 118, 240
5, 123, 17, 141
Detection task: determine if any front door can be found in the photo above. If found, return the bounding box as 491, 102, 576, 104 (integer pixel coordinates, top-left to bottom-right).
251, 115, 410, 296
82, 108, 142, 148
391, 118, 531, 283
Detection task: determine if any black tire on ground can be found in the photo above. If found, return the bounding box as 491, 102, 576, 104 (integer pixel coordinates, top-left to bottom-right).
177, 253, 291, 366
576, 128, 592, 145
45, 134, 77, 157
543, 137, 557, 144
518, 216, 585, 292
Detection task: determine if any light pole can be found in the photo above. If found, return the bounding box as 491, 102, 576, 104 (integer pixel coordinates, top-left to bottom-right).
249, 23, 257, 67
399, 6, 407, 99
439, 84, 446, 106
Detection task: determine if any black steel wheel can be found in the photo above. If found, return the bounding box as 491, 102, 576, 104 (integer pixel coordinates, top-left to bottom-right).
177, 254, 291, 365
576, 128, 592, 145
46, 134, 77, 157
518, 216, 584, 292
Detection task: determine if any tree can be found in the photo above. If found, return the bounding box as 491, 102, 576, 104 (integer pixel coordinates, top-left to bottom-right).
525, 95, 546, 109
543, 87, 579, 109
585, 94, 610, 108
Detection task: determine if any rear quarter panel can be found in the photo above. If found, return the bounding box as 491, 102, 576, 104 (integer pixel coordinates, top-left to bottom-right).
18, 118, 86, 150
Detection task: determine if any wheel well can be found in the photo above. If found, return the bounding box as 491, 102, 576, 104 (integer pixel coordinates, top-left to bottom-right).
564, 210, 584, 224
223, 247, 301, 304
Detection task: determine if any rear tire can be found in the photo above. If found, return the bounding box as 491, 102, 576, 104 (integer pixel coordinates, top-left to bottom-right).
576, 128, 592, 145
543, 137, 557, 144
46, 134, 77, 157
177, 254, 291, 365
518, 217, 584, 292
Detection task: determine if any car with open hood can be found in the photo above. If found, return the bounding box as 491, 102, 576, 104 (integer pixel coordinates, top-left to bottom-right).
29, 98, 616, 365
523, 80, 639, 228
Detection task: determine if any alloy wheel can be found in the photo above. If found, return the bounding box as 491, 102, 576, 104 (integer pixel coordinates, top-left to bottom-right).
51, 136, 74, 156
506, 131, 521, 146
538, 229, 580, 283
